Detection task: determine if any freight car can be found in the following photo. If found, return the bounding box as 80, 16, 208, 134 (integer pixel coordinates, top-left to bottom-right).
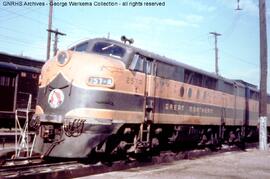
0, 52, 44, 128
32, 37, 270, 159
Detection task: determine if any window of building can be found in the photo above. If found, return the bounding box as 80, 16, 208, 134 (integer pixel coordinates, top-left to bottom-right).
21, 72, 27, 77
12, 78, 15, 87
0, 76, 4, 86
0, 76, 15, 87
5, 77, 10, 86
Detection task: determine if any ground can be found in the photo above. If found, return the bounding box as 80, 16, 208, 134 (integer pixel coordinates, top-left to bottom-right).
79, 149, 270, 179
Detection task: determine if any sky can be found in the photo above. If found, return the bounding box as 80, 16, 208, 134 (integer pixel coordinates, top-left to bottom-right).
0, 0, 269, 92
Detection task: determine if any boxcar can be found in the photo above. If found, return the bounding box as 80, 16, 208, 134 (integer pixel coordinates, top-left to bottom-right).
0, 52, 44, 128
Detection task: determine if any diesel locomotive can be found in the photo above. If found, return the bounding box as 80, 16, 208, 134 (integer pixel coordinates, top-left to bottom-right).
32, 37, 270, 159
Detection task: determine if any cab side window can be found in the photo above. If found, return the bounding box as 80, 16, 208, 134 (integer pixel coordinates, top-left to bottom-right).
131, 54, 144, 72
129, 54, 152, 74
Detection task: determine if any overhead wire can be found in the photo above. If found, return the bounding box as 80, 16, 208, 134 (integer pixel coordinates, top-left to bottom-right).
178, 33, 211, 47
0, 34, 45, 50
0, 6, 47, 58
29, 6, 99, 35
0, 40, 45, 57
0, 40, 44, 56
221, 11, 242, 43
0, 7, 46, 25
221, 50, 259, 67
0, 44, 44, 54
0, 25, 45, 40
0, 6, 35, 18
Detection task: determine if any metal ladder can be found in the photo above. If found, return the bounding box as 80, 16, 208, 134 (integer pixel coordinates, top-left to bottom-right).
139, 123, 151, 144
14, 93, 36, 158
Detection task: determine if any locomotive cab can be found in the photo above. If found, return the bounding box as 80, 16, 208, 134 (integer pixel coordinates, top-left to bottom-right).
70, 38, 133, 64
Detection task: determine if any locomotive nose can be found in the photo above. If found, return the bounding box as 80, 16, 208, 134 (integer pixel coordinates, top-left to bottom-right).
58, 52, 116, 90
36, 51, 116, 120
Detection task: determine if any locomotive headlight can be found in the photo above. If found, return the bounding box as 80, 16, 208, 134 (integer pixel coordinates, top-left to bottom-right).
87, 77, 114, 88
56, 51, 70, 66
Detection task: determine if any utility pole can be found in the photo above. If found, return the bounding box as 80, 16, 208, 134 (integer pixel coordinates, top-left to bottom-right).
209, 32, 222, 75
47, 29, 66, 56
259, 0, 268, 151
235, 0, 242, 10
46, 0, 53, 60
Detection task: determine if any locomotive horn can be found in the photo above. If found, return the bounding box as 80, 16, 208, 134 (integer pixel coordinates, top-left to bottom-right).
121, 35, 134, 44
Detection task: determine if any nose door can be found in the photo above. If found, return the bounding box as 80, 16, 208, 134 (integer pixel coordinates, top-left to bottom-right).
143, 59, 157, 123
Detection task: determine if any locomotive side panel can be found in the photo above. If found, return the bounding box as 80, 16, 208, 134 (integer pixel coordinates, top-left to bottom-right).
247, 90, 259, 126
143, 61, 247, 126
234, 86, 246, 125
153, 79, 246, 126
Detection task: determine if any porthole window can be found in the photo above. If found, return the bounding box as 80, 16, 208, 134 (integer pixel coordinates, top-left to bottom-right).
179, 86, 185, 97
188, 88, 192, 98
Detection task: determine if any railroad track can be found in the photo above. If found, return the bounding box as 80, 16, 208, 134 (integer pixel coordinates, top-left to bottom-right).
0, 143, 257, 179
0, 160, 80, 178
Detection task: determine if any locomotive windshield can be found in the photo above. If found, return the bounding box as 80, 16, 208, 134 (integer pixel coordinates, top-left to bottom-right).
92, 42, 126, 59
70, 42, 88, 52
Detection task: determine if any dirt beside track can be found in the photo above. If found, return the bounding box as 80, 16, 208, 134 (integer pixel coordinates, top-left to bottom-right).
80, 149, 270, 179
